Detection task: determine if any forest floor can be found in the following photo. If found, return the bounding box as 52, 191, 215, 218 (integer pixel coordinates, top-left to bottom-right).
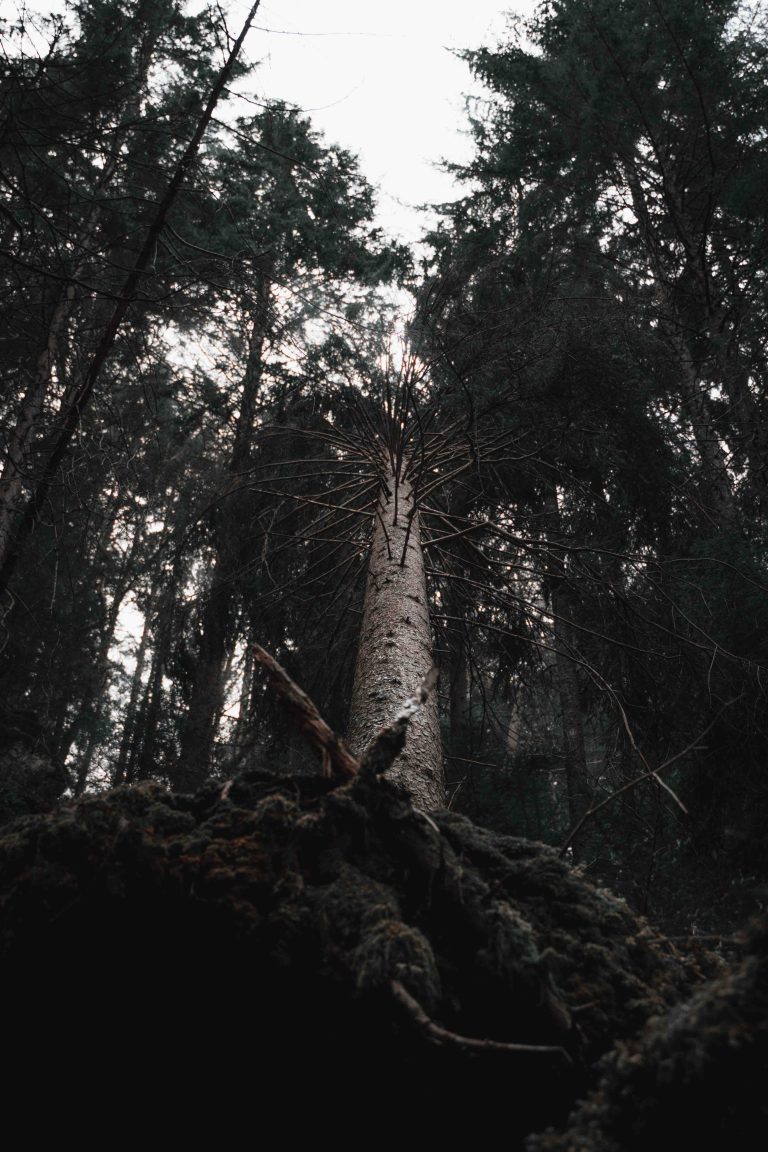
1, 765, 764, 1141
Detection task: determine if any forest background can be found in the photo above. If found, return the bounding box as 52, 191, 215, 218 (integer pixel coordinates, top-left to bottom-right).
1, 0, 768, 939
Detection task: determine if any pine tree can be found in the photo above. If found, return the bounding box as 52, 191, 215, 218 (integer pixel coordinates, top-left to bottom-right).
411, 0, 768, 889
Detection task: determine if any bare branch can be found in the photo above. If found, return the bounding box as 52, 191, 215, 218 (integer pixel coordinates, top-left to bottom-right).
252, 645, 359, 782
559, 699, 739, 856
391, 980, 572, 1063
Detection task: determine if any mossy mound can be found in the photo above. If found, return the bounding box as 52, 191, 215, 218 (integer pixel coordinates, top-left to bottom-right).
529, 919, 768, 1150
0, 770, 696, 1137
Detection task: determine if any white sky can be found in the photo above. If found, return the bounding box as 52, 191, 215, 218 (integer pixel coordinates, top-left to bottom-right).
233, 1, 534, 245
3, 0, 535, 244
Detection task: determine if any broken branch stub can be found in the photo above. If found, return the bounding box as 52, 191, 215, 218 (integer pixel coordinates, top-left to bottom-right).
360, 666, 439, 779
251, 645, 438, 792
252, 645, 359, 781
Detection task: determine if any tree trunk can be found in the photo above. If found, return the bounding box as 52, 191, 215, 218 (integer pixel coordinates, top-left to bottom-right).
675, 334, 738, 530
66, 520, 145, 790
552, 596, 591, 840
623, 163, 738, 529
233, 640, 254, 760
175, 294, 269, 789
446, 588, 471, 763
126, 572, 179, 785
175, 558, 236, 790
347, 457, 445, 809
543, 488, 591, 855
0, 288, 75, 575
506, 698, 522, 758
132, 623, 169, 784
113, 595, 154, 786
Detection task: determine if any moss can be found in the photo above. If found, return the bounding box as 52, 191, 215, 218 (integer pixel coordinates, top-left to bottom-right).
528, 920, 768, 1150
0, 768, 704, 1139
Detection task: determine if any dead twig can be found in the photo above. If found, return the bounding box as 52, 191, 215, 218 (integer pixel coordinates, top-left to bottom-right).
252, 645, 359, 782
391, 980, 572, 1063
560, 698, 739, 856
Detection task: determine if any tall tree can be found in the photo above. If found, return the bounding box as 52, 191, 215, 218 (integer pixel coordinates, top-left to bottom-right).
346, 438, 445, 809
460, 0, 768, 523
173, 104, 404, 789
409, 0, 768, 891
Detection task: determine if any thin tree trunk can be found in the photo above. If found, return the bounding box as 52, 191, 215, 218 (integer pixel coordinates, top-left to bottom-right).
175, 558, 236, 790
506, 698, 522, 758
211, 639, 237, 748
543, 488, 591, 854
347, 457, 445, 809
113, 595, 154, 786
675, 333, 738, 529
65, 521, 145, 789
446, 588, 470, 762
67, 593, 124, 791
124, 567, 180, 785
0, 287, 75, 570
132, 609, 172, 784
175, 294, 269, 789
552, 597, 591, 836
231, 279, 271, 473
234, 640, 254, 756
713, 347, 768, 516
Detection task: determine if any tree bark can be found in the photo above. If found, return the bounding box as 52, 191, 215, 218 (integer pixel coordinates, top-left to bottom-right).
125, 566, 180, 786
65, 520, 145, 790
445, 586, 471, 763
233, 640, 254, 759
675, 332, 738, 530
347, 458, 445, 809
552, 595, 591, 840
0, 287, 75, 573
132, 610, 171, 784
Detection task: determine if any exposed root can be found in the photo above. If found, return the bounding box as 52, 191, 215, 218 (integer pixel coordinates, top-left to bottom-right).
0, 649, 720, 1139
391, 978, 572, 1063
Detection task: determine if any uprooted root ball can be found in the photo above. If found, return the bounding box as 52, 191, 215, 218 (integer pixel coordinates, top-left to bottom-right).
0, 771, 697, 1136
